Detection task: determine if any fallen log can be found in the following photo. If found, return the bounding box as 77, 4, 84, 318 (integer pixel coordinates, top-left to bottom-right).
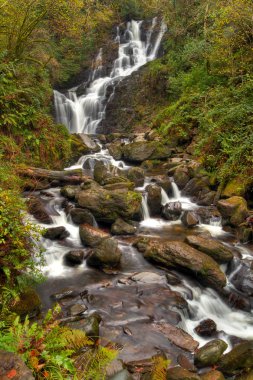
17, 167, 91, 185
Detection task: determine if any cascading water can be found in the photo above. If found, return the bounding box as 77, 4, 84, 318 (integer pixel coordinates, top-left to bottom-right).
31, 17, 253, 369
54, 19, 167, 134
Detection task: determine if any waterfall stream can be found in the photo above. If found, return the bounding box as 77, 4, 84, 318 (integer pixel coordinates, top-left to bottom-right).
31, 18, 253, 368
54, 19, 167, 134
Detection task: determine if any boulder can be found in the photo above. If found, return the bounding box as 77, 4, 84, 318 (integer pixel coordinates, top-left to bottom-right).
217, 196, 249, 227
103, 182, 134, 191
111, 218, 136, 235
195, 339, 228, 368
70, 208, 95, 225
238, 225, 253, 243
126, 167, 145, 187
235, 370, 253, 380
181, 211, 199, 228
122, 141, 172, 163
150, 175, 173, 195
77, 182, 142, 224
152, 323, 199, 352
230, 261, 253, 296
79, 224, 109, 247
136, 239, 226, 290
109, 369, 133, 380
177, 355, 197, 372
163, 202, 182, 221
43, 226, 70, 240
185, 235, 233, 263
94, 161, 111, 185
87, 238, 121, 268
194, 207, 221, 225
166, 272, 181, 285
194, 319, 217, 337
67, 313, 101, 339
197, 191, 216, 206
61, 185, 80, 200
108, 142, 123, 160
64, 250, 87, 266
0, 350, 34, 380
71, 134, 100, 160
174, 166, 190, 189
182, 177, 211, 198
218, 342, 253, 375
51, 288, 78, 301
27, 196, 53, 224
221, 177, 246, 198
167, 367, 200, 380
201, 370, 225, 380
10, 289, 41, 318
146, 184, 162, 216
68, 304, 87, 316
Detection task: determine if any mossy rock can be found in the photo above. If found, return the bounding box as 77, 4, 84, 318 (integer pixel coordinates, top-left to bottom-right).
201, 370, 225, 380
195, 339, 228, 368
218, 342, 253, 375
222, 177, 247, 198
10, 289, 41, 318
167, 367, 200, 380
217, 196, 249, 227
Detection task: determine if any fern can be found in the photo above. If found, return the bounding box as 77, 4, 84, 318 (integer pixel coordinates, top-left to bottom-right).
150, 356, 170, 380
62, 329, 93, 351
75, 346, 118, 380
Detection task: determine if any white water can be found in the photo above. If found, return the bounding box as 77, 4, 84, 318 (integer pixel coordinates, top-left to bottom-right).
54, 19, 167, 134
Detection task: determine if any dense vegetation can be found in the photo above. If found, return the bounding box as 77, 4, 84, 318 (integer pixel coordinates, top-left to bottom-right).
0, 0, 252, 378
149, 0, 253, 194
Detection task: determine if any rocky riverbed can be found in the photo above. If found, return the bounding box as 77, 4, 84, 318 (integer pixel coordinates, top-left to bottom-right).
21, 133, 253, 380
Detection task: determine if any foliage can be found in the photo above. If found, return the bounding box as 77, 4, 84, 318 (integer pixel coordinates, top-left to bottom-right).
0, 305, 118, 379
150, 0, 253, 184
150, 356, 170, 380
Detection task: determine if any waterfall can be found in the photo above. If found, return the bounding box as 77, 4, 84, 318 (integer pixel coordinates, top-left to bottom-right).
171, 181, 181, 200
54, 19, 167, 134
161, 188, 170, 206
141, 194, 150, 220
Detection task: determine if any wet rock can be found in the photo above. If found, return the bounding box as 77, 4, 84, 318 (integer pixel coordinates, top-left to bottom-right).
87, 238, 121, 268
217, 196, 249, 227
131, 272, 164, 284
195, 339, 228, 368
194, 319, 217, 337
70, 134, 100, 161
218, 342, 253, 375
103, 182, 134, 191
64, 250, 87, 266
68, 304, 87, 316
10, 289, 41, 318
177, 355, 197, 372
0, 350, 34, 380
221, 177, 246, 198
150, 175, 173, 195
201, 370, 225, 380
70, 208, 94, 225
126, 167, 145, 187
194, 207, 221, 225
61, 185, 80, 200
224, 289, 251, 311
111, 218, 136, 235
238, 225, 253, 243
94, 161, 111, 185
43, 226, 70, 240
182, 177, 211, 198
230, 261, 253, 296
166, 272, 181, 285
79, 224, 109, 247
109, 369, 133, 380
167, 367, 200, 380
27, 196, 53, 224
136, 239, 227, 290
122, 141, 172, 163
197, 191, 216, 206
51, 288, 78, 301
185, 235, 233, 263
152, 323, 199, 352
163, 202, 182, 221
181, 211, 199, 228
77, 181, 142, 223
174, 166, 190, 189
108, 142, 123, 160
146, 184, 162, 216
77, 134, 100, 152
67, 313, 101, 339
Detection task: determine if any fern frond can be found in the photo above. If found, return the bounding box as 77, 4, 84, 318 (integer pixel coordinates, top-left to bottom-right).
63, 329, 93, 351
151, 356, 170, 380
